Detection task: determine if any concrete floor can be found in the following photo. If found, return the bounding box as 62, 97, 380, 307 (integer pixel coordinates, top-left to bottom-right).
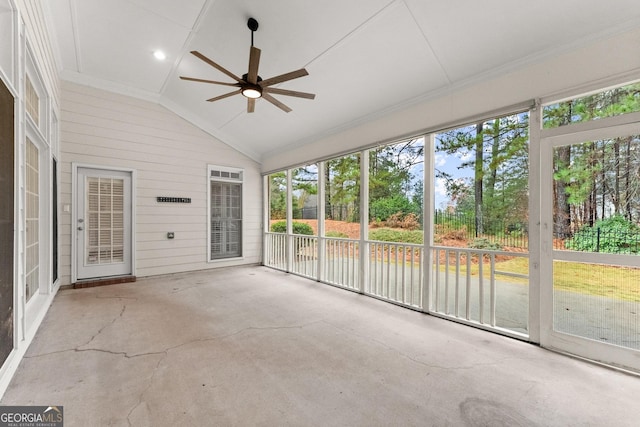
3, 266, 640, 426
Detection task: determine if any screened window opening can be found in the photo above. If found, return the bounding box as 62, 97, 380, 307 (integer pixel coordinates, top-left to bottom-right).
210, 166, 243, 260
543, 81, 640, 129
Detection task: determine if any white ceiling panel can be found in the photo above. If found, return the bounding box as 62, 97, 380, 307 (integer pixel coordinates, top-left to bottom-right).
217, 1, 450, 156
405, 0, 640, 83
125, 0, 207, 28
74, 0, 194, 92
43, 0, 640, 161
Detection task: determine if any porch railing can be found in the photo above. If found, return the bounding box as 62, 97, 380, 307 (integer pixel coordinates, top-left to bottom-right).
431, 246, 529, 336
367, 241, 423, 309
323, 238, 359, 290
264, 233, 529, 338
264, 232, 287, 271
291, 235, 318, 279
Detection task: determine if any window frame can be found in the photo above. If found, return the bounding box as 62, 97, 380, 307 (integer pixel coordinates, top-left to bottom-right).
207, 164, 245, 262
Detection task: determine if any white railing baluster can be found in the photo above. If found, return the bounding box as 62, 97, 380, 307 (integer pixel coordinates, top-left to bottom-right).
479, 252, 484, 324
418, 248, 423, 307
465, 252, 471, 320
454, 251, 460, 317
490, 253, 496, 327
435, 249, 441, 312
393, 245, 398, 301
407, 247, 412, 305
385, 244, 391, 298
445, 249, 450, 314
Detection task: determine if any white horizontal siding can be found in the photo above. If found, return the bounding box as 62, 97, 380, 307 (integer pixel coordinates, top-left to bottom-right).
59, 81, 262, 285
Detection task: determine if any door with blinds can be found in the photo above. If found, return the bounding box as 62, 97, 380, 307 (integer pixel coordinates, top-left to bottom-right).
76, 168, 132, 280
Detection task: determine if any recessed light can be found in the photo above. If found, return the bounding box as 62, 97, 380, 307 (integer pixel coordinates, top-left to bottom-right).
153, 50, 166, 61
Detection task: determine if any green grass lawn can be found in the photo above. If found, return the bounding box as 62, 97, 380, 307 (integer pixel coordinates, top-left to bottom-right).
447, 256, 640, 302
368, 227, 640, 302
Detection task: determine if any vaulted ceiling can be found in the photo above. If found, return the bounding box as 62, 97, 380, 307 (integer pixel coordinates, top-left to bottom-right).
44, 0, 640, 162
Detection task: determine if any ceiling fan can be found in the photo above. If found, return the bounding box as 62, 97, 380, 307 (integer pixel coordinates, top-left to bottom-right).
180, 18, 315, 113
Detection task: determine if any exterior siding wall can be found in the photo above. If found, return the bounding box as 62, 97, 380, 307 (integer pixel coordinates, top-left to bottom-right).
59, 81, 262, 285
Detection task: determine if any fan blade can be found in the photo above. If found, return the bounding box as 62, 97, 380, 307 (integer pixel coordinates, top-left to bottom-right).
247, 46, 261, 84
190, 50, 243, 83
260, 68, 309, 87
264, 87, 315, 99
206, 89, 241, 102
247, 98, 256, 113
180, 76, 239, 87
262, 93, 292, 113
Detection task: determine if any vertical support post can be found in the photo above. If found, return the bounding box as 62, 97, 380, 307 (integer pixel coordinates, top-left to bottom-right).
422, 134, 435, 312
262, 174, 269, 265
359, 149, 369, 294
286, 169, 293, 273
529, 100, 542, 344
317, 161, 326, 282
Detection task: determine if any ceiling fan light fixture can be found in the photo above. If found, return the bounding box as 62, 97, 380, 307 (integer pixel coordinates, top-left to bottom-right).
242, 86, 262, 99
180, 17, 314, 113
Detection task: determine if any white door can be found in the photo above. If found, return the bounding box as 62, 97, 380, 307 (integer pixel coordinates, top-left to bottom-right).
540, 120, 640, 371
76, 167, 132, 280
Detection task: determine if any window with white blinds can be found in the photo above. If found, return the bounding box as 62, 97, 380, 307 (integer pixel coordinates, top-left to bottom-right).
209, 166, 243, 260
25, 138, 39, 301
25, 74, 39, 126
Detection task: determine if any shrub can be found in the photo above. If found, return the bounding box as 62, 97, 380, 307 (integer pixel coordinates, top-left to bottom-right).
400, 213, 420, 231
565, 215, 640, 254
325, 230, 349, 238
369, 228, 423, 244
270, 221, 314, 235
385, 212, 404, 228
436, 224, 468, 241
369, 218, 384, 228
469, 238, 502, 250
370, 195, 412, 221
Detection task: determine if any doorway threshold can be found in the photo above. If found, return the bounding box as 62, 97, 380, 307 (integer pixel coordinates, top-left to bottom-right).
73, 275, 136, 289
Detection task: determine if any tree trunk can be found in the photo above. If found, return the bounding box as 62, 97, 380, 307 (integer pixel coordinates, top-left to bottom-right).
614, 138, 621, 214
554, 146, 572, 238
474, 122, 484, 235
553, 104, 573, 238
624, 136, 632, 221
598, 141, 604, 223
486, 118, 500, 201
325, 162, 332, 220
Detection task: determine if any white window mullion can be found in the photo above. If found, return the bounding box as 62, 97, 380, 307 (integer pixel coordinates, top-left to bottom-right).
359, 150, 369, 294
286, 170, 292, 272
423, 133, 435, 312
317, 162, 326, 282
528, 101, 542, 344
